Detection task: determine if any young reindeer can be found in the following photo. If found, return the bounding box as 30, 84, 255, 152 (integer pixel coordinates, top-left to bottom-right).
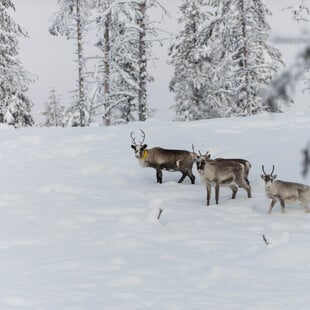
261, 165, 310, 214
214, 158, 251, 185
130, 130, 196, 184
196, 151, 251, 205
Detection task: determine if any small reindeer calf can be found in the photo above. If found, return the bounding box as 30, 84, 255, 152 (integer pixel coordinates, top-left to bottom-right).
261, 165, 310, 214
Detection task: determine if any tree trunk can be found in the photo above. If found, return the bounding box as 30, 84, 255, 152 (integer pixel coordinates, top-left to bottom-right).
240, 0, 251, 115
137, 0, 147, 121
76, 0, 86, 126
103, 12, 111, 126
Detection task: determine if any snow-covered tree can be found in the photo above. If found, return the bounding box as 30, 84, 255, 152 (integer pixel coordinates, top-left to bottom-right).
93, 0, 166, 125
132, 0, 167, 121
170, 0, 283, 120
41, 88, 65, 127
0, 0, 34, 127
206, 0, 284, 116
286, 0, 310, 22
50, 0, 94, 127
264, 46, 310, 176
285, 1, 310, 95
169, 0, 221, 121
93, 0, 138, 125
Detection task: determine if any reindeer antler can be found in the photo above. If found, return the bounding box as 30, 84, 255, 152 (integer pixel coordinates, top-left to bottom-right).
140, 129, 146, 144
130, 131, 137, 146
192, 144, 196, 153
131, 130, 146, 145
262, 165, 275, 176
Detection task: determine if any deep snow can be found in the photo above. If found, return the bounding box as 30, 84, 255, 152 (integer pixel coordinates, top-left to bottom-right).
0, 110, 310, 309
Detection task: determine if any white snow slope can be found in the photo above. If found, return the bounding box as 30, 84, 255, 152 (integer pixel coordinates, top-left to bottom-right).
0, 111, 310, 309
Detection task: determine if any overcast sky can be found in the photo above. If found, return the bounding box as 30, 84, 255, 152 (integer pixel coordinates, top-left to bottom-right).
12, 0, 309, 123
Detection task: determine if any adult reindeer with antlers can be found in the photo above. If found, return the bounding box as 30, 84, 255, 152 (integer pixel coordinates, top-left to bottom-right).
130, 130, 196, 184
261, 165, 310, 214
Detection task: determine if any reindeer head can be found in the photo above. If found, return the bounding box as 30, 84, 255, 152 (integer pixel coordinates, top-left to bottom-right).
261, 165, 277, 184
194, 150, 211, 174
130, 130, 148, 159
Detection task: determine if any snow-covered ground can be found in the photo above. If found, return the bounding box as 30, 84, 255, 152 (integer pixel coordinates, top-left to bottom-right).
0, 110, 310, 309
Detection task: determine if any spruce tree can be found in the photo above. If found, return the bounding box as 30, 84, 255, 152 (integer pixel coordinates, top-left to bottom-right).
41, 88, 65, 127
0, 0, 34, 127
206, 0, 283, 116
169, 0, 216, 121
94, 0, 166, 125
94, 0, 139, 125
50, 0, 94, 127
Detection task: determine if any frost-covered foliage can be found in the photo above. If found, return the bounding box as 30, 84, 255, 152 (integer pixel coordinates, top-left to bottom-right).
41, 88, 65, 127
50, 0, 95, 127
169, 0, 221, 121
264, 46, 310, 175
93, 0, 139, 125
170, 0, 284, 120
284, 1, 310, 175
206, 0, 284, 116
0, 0, 34, 127
285, 0, 310, 22
285, 1, 310, 95
93, 0, 166, 125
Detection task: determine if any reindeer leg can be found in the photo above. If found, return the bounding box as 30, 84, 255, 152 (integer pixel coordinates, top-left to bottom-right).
280, 199, 286, 213
156, 168, 163, 184
268, 199, 277, 214
215, 182, 220, 205
240, 179, 251, 198
230, 185, 238, 199
247, 186, 252, 198
206, 183, 211, 206
187, 170, 195, 184
177, 172, 187, 183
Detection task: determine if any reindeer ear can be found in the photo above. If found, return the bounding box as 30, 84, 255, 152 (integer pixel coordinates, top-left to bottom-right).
131, 145, 136, 150
273, 175, 277, 180
142, 144, 147, 150
260, 174, 265, 180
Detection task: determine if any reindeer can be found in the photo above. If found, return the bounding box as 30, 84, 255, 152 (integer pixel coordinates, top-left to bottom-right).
130, 130, 196, 184
201, 153, 251, 185
195, 151, 251, 205
261, 165, 310, 214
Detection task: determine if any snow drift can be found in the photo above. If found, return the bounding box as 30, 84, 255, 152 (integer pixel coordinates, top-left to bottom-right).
0, 111, 309, 309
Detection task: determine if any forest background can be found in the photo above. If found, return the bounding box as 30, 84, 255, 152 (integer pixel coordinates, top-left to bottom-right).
12, 0, 310, 125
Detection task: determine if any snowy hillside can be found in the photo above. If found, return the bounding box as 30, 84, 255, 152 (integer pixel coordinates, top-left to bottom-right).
0, 110, 310, 309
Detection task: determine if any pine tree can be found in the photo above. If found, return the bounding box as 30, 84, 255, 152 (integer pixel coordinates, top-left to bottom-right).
169, 0, 221, 121
0, 0, 34, 127
93, 0, 138, 125
41, 88, 65, 127
94, 0, 165, 125
133, 0, 167, 121
49, 0, 94, 127
206, 0, 283, 116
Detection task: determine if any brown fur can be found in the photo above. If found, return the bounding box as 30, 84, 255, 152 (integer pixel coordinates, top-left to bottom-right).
215, 158, 251, 185
196, 156, 251, 205
132, 145, 196, 184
